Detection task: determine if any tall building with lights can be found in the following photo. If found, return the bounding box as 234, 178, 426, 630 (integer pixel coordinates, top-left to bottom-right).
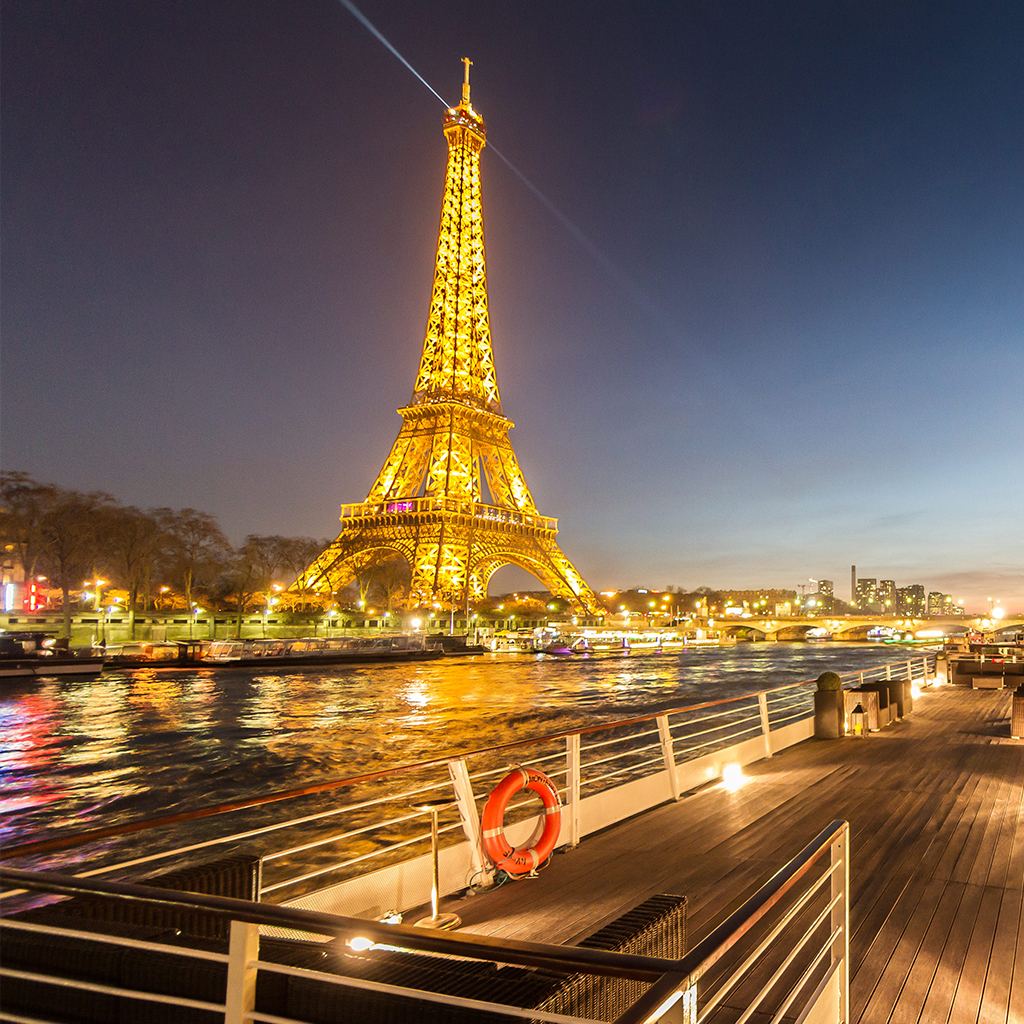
296, 63, 599, 613
856, 578, 878, 610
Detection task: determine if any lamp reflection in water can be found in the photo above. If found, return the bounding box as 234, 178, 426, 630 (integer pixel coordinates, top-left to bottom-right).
414, 800, 461, 930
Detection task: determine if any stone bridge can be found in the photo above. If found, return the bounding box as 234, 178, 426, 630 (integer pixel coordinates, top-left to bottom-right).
708, 614, 1024, 642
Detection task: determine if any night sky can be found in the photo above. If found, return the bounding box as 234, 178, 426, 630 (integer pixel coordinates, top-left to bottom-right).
3, 1, 1022, 610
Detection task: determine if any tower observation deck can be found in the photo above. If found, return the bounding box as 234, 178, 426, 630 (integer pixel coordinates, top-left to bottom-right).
297, 63, 600, 614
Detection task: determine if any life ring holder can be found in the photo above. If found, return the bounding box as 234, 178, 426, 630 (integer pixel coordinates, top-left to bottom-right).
481, 767, 562, 875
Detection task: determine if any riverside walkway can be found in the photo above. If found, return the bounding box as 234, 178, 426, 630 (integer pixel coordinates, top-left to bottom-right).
449, 685, 1023, 1022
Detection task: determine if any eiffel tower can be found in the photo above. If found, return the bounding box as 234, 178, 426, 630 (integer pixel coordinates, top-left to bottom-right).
297, 61, 600, 615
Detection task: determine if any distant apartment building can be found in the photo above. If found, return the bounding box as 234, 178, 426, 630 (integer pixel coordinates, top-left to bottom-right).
927, 592, 961, 616
815, 579, 834, 612
877, 580, 896, 613
897, 585, 926, 616
855, 578, 878, 610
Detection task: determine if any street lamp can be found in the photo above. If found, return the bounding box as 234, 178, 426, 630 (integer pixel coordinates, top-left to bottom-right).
84, 579, 106, 612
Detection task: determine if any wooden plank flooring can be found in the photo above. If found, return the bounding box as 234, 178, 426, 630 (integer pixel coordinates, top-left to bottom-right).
443, 686, 1024, 1023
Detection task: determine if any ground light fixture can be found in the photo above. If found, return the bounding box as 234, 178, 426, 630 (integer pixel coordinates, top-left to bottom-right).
721, 763, 746, 791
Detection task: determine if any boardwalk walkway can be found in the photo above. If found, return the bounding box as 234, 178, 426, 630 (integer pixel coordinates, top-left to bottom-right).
446, 685, 1023, 1023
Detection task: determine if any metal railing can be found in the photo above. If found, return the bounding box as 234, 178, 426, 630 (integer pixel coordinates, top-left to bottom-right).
0, 819, 850, 1024
1, 657, 934, 924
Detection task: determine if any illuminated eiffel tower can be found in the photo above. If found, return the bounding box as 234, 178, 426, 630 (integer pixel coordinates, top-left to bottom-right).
298, 61, 599, 614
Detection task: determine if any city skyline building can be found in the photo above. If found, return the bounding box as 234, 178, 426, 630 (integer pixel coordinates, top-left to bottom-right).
856, 578, 878, 609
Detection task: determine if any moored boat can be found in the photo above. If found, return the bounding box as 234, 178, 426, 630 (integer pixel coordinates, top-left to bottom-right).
95, 639, 205, 668
0, 631, 104, 679
201, 633, 443, 668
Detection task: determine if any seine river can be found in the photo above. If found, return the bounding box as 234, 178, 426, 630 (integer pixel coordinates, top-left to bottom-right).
0, 642, 928, 850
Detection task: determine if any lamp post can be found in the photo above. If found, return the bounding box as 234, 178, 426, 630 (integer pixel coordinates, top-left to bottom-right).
413, 800, 461, 931
84, 579, 106, 612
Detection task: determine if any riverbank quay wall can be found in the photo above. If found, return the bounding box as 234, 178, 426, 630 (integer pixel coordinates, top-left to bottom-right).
5, 611, 1017, 648
0, 610, 543, 645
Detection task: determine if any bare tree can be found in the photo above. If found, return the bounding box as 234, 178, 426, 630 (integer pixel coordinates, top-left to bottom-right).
1, 472, 59, 583
156, 509, 231, 615
229, 535, 287, 637
371, 555, 412, 616
277, 537, 333, 610
101, 506, 163, 637
37, 489, 115, 639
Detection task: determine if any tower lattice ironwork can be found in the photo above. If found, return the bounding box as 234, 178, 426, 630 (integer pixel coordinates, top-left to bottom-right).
297, 62, 599, 614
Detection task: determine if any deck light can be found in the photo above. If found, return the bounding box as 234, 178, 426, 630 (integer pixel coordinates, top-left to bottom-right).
722, 763, 745, 790
850, 703, 866, 737
347, 935, 374, 952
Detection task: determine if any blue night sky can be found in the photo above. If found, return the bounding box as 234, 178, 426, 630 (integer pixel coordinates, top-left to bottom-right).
3, 2, 1022, 610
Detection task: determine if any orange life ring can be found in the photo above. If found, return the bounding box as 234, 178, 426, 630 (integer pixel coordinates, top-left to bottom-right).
481, 767, 562, 875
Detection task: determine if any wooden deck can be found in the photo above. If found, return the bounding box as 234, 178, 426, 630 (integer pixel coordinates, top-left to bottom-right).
444, 685, 1024, 1023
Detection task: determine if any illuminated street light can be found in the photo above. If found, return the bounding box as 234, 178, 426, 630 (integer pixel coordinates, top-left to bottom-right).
84, 579, 106, 611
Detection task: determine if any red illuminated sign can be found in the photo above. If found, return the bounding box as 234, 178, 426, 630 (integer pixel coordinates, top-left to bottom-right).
24, 581, 46, 612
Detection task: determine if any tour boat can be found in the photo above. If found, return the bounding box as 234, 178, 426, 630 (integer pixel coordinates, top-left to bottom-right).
94, 640, 205, 668
200, 633, 444, 668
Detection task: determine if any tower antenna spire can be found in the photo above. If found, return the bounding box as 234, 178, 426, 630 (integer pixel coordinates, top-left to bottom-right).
461, 57, 473, 105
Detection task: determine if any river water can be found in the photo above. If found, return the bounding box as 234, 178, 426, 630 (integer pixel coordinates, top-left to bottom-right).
0, 642, 932, 853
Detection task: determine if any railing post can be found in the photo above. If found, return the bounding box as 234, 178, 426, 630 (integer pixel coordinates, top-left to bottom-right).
757, 693, 772, 758
906, 659, 913, 683
224, 919, 259, 1024
448, 758, 490, 883
657, 715, 681, 800
831, 824, 850, 1024
567, 734, 582, 847
921, 656, 929, 684
885, 663, 891, 681
858, 670, 865, 687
